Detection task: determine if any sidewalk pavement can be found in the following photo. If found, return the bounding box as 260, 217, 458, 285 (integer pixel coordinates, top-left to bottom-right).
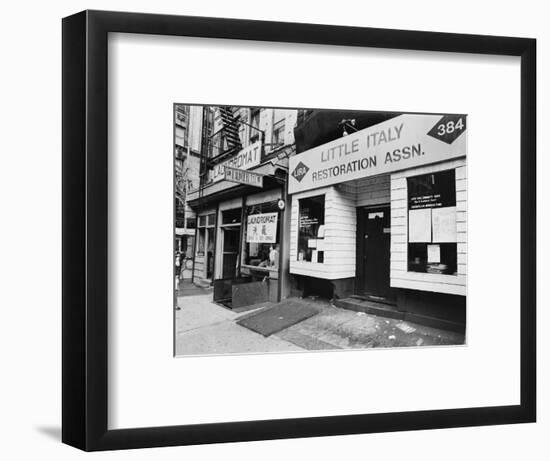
276, 297, 465, 350
175, 294, 465, 357
175, 295, 303, 356
177, 279, 211, 297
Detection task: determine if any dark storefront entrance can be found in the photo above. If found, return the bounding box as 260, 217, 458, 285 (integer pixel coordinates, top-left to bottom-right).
356, 206, 392, 300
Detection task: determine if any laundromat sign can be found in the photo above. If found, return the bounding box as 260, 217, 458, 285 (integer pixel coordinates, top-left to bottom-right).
288, 114, 467, 194
210, 140, 262, 183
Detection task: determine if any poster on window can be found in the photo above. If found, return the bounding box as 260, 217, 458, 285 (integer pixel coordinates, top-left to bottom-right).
246, 212, 278, 243
432, 206, 457, 242
408, 208, 432, 242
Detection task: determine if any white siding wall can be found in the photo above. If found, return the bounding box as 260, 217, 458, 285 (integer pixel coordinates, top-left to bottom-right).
290, 186, 356, 279
355, 176, 391, 207
390, 158, 467, 296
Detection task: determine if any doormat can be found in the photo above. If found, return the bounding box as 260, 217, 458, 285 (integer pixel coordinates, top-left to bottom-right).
237, 301, 320, 337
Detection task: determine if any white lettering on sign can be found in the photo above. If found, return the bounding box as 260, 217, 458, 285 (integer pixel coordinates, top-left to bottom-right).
210, 140, 262, 182
224, 166, 263, 188
288, 114, 467, 194
246, 212, 278, 243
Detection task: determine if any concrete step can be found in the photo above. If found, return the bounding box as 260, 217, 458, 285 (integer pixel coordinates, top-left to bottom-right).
349, 294, 397, 306
334, 298, 404, 320
333, 297, 465, 333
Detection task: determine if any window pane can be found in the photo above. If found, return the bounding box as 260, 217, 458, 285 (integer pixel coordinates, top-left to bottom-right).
272, 119, 285, 146
242, 201, 280, 270
407, 170, 457, 274
222, 208, 241, 225
297, 195, 325, 263
197, 229, 205, 253
250, 108, 261, 143
223, 227, 240, 253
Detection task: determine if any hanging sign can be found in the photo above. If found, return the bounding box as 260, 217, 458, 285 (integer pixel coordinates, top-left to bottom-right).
224, 166, 264, 188
288, 114, 467, 194
210, 140, 262, 182
246, 212, 278, 243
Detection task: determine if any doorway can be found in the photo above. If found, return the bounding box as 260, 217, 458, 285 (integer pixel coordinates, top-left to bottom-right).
356, 206, 392, 300
221, 226, 240, 278
219, 208, 242, 279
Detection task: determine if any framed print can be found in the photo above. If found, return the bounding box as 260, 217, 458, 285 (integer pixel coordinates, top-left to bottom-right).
62, 10, 536, 451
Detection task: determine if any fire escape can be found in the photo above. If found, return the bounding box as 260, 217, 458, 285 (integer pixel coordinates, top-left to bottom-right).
198, 106, 264, 207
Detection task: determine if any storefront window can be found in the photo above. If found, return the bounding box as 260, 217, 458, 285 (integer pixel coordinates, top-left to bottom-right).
197, 213, 216, 256
297, 195, 325, 263
242, 201, 280, 272
407, 170, 457, 274
197, 229, 205, 253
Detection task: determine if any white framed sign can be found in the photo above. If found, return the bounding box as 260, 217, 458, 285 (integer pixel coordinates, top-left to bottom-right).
289, 114, 467, 194
246, 212, 278, 243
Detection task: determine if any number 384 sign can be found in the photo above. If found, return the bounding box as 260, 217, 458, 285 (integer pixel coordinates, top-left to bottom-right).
427, 115, 467, 145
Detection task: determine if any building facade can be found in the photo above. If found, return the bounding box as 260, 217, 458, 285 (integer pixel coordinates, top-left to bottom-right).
174, 104, 203, 279
187, 106, 298, 306
288, 110, 467, 330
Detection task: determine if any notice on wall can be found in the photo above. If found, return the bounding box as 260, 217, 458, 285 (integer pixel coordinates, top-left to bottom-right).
308, 239, 317, 249
246, 212, 278, 243
427, 244, 441, 263
432, 206, 457, 243
408, 208, 432, 242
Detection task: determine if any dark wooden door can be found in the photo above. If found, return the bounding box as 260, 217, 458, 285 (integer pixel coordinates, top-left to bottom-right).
360, 207, 391, 298
222, 227, 240, 279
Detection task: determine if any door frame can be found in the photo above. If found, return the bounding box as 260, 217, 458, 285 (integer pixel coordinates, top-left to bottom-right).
355, 204, 391, 296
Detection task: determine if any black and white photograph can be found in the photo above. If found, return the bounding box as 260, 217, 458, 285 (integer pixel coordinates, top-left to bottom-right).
1, 0, 543, 457
174, 105, 467, 356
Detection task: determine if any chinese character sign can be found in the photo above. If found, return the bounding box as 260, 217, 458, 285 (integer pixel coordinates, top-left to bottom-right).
246, 213, 278, 243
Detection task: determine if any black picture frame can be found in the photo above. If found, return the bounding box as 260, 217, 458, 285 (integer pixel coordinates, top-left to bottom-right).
62, 10, 536, 451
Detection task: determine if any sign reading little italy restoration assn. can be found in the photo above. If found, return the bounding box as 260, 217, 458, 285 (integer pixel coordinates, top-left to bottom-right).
288, 114, 467, 194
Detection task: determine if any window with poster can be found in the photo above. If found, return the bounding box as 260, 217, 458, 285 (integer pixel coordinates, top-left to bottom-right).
297, 195, 325, 263
407, 169, 457, 274
241, 200, 280, 276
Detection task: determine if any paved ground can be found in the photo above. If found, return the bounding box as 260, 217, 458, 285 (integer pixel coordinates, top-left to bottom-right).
175, 295, 303, 356
276, 297, 465, 350
175, 292, 465, 357
177, 279, 211, 297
